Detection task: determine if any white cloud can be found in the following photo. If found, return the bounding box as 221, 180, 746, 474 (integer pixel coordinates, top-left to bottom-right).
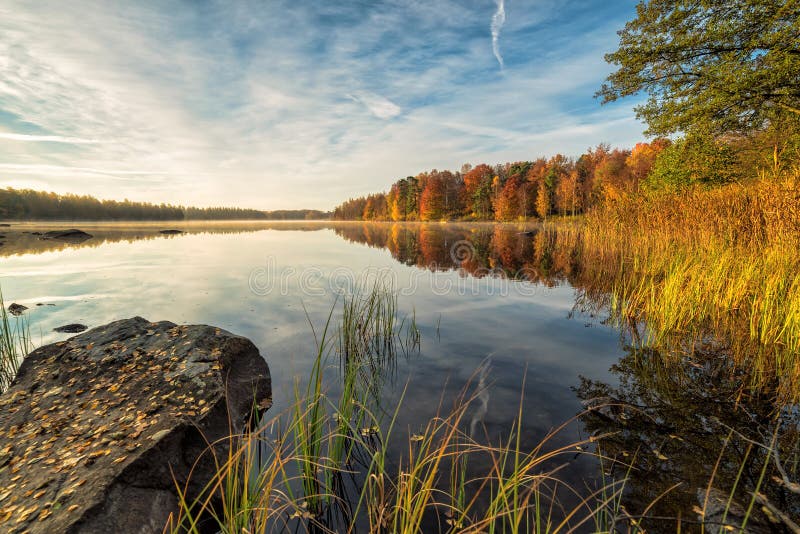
347, 92, 402, 120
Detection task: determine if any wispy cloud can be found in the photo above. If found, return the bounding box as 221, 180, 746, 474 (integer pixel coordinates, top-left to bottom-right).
347, 92, 402, 120
0, 163, 169, 178
491, 0, 507, 69
0, 132, 102, 144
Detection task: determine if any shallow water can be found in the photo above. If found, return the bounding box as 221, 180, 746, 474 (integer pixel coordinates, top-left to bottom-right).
2, 221, 795, 530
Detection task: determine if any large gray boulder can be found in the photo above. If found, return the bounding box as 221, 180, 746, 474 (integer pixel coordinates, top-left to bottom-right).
0, 317, 271, 533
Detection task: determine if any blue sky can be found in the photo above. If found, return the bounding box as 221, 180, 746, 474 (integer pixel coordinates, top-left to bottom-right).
0, 0, 644, 210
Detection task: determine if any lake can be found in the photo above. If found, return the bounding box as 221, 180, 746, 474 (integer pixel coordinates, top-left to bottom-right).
0, 221, 793, 531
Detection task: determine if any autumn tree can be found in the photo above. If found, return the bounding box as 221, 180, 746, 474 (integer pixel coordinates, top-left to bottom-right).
494, 176, 522, 221
626, 139, 671, 188
333, 197, 368, 220
523, 159, 547, 213
535, 180, 551, 219
533, 155, 570, 216
363, 196, 376, 220
554, 170, 582, 216
419, 172, 445, 221
593, 149, 633, 202
505, 162, 532, 218
463, 164, 494, 219
387, 185, 402, 221
363, 193, 388, 220
575, 144, 609, 204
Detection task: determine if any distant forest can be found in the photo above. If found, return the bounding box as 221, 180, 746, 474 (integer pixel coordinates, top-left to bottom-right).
0, 188, 330, 221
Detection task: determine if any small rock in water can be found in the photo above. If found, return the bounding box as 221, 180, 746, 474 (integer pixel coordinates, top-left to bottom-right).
8, 303, 27, 316
159, 229, 183, 235
53, 323, 88, 333
40, 229, 93, 241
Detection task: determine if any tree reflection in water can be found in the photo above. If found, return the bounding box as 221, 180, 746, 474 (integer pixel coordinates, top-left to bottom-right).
333, 222, 582, 286
575, 343, 800, 532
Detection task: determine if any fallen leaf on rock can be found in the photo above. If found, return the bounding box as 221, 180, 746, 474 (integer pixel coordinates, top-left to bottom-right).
150, 429, 170, 441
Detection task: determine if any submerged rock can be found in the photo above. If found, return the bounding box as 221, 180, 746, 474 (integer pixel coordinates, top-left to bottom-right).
0, 317, 271, 534
40, 229, 93, 241
7, 303, 27, 316
53, 323, 88, 333
158, 229, 183, 235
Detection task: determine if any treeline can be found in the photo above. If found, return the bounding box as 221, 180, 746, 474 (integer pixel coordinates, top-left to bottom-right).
0, 188, 330, 221
333, 124, 798, 222
334, 139, 670, 221
260, 209, 331, 220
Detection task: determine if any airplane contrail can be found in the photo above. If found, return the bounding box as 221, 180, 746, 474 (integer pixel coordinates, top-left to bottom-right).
491, 0, 506, 69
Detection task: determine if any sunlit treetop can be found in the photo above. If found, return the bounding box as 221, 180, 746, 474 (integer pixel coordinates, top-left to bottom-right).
598, 0, 800, 136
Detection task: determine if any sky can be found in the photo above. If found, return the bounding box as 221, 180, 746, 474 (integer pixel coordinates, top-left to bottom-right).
0, 0, 645, 210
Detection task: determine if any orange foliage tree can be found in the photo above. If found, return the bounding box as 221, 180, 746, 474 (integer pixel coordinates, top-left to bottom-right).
555, 170, 582, 216
419, 172, 445, 221
463, 164, 494, 219
626, 138, 671, 188
494, 176, 522, 221
594, 148, 633, 202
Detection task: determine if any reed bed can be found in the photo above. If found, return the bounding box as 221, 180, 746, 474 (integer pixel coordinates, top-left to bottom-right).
578, 177, 800, 399
585, 176, 800, 249
338, 281, 420, 400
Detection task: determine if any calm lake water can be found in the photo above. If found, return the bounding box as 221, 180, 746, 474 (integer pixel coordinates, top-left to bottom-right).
1, 221, 793, 530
